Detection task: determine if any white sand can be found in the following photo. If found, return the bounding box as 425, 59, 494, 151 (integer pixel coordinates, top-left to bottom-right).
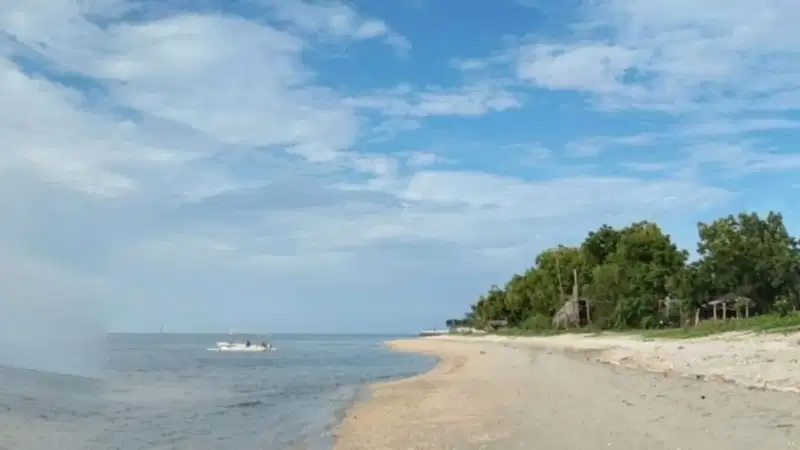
449, 331, 800, 393
334, 333, 800, 450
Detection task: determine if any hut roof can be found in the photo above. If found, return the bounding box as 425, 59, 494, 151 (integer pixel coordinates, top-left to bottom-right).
705, 293, 729, 306
706, 293, 754, 307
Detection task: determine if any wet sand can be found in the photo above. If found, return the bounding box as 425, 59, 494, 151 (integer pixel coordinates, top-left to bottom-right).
334, 334, 800, 450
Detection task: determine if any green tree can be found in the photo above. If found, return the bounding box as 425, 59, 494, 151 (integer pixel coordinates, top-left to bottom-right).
471, 285, 509, 326
697, 212, 796, 312
666, 261, 715, 324
581, 224, 622, 266
459, 210, 800, 333
586, 221, 687, 327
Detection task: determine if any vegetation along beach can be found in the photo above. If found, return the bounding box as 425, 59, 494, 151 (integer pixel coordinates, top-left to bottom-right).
335, 211, 800, 449
4, 0, 800, 448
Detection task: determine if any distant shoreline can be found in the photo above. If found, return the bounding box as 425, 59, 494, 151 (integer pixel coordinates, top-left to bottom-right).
106, 330, 417, 339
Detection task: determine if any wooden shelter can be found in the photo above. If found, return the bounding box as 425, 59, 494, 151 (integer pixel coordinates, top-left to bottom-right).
706, 293, 755, 320
485, 320, 508, 331
688, 293, 756, 325
707, 298, 731, 320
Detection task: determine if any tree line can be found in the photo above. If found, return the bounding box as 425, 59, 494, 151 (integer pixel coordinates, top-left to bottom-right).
453, 211, 800, 332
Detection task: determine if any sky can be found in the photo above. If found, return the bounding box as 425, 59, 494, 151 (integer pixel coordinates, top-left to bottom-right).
1, 0, 800, 335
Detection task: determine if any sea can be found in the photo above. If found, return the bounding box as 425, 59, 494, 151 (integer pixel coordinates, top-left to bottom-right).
0, 333, 438, 450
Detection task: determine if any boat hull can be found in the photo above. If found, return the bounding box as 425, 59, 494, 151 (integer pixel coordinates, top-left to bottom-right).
210, 341, 275, 352
208, 346, 270, 352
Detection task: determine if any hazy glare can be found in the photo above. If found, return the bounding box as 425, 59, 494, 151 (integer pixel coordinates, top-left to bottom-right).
0, 297, 105, 378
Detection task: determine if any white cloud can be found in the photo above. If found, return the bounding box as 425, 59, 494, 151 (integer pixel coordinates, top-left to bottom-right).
404, 151, 448, 168
0, 0, 750, 336
346, 82, 524, 117
520, 145, 552, 165
0, 57, 206, 198
518, 0, 800, 113
622, 140, 800, 177
347, 152, 398, 177
395, 172, 727, 218
681, 142, 800, 175
447, 0, 800, 183
131, 171, 730, 276
265, 0, 411, 53
564, 133, 657, 157
516, 43, 643, 95
369, 118, 422, 142
0, 1, 381, 332
678, 117, 800, 137
3, 4, 361, 165
451, 57, 490, 72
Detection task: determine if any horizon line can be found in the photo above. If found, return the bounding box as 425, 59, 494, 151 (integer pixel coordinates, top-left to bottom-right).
107, 331, 420, 336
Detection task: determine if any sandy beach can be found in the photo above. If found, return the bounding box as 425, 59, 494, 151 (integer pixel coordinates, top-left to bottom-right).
334, 332, 800, 449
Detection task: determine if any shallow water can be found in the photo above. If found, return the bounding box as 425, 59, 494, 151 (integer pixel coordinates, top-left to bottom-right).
0, 334, 437, 449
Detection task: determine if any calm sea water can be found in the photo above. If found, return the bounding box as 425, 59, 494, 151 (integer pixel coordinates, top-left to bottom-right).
0, 334, 437, 450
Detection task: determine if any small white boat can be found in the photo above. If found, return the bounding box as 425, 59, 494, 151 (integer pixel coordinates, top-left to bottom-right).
209, 341, 276, 352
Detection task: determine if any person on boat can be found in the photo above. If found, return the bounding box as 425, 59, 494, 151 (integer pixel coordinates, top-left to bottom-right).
261, 341, 267, 348
245, 340, 251, 347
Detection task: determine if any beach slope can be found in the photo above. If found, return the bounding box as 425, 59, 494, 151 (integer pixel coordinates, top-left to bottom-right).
334, 336, 800, 450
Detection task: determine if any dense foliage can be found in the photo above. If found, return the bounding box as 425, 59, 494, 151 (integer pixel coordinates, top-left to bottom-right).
456, 212, 800, 333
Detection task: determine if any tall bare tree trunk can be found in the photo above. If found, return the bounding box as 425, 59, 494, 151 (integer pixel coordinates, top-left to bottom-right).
572, 269, 579, 327
555, 254, 566, 328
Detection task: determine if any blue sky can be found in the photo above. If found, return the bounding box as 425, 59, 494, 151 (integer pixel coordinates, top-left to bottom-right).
2, 0, 800, 334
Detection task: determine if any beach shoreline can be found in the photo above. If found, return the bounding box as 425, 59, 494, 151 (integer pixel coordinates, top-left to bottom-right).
292, 340, 440, 450
333, 332, 800, 449
328, 340, 448, 448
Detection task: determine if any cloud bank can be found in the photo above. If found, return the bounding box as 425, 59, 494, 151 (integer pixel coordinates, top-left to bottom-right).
0, 0, 798, 338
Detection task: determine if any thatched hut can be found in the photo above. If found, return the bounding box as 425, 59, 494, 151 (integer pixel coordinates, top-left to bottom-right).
552, 297, 576, 329
552, 269, 592, 330
552, 296, 592, 329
